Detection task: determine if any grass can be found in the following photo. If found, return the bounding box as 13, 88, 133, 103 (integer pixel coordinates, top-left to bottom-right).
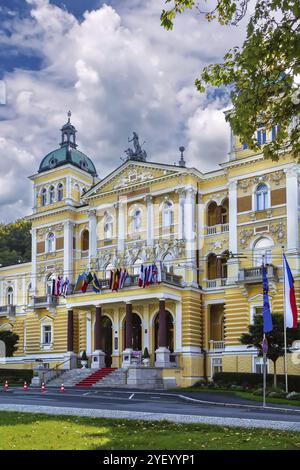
176, 386, 300, 407
0, 411, 300, 450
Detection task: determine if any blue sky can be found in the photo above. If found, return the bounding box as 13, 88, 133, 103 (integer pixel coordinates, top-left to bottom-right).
0, 0, 247, 222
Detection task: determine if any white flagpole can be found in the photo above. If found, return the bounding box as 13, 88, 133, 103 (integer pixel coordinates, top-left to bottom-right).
262, 255, 267, 408
282, 246, 288, 394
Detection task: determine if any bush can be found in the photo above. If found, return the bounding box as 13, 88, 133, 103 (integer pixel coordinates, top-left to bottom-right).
213, 372, 300, 392
0, 369, 33, 385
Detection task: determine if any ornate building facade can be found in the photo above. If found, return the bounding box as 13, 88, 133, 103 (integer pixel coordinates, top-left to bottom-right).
0, 113, 299, 386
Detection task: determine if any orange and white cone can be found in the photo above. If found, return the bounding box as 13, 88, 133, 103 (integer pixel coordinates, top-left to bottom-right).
60, 383, 65, 393
24, 381, 28, 391
4, 380, 8, 392
41, 382, 46, 393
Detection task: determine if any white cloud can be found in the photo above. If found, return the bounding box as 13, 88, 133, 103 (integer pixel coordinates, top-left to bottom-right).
0, 0, 247, 222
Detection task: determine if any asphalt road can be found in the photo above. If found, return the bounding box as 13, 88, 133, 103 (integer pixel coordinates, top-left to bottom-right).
1, 387, 300, 425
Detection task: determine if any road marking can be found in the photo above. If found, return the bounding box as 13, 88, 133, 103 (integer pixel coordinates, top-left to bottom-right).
150, 396, 161, 399
83, 392, 91, 396
129, 393, 134, 400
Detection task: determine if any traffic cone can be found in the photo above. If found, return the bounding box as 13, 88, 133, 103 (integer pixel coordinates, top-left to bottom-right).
24, 381, 28, 391
4, 380, 8, 392
41, 382, 46, 393
60, 383, 65, 393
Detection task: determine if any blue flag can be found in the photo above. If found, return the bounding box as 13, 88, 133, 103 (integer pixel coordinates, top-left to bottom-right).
262, 265, 273, 333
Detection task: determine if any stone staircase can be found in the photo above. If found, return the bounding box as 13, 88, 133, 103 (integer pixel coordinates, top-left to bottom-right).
75, 368, 117, 388
46, 368, 92, 387
92, 368, 127, 387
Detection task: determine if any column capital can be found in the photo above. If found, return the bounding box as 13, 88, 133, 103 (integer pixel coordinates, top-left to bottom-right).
227, 179, 238, 191
284, 165, 299, 178
88, 209, 97, 219
144, 194, 153, 203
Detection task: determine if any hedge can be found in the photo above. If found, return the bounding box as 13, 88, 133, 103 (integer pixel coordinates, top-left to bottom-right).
0, 369, 33, 385
213, 372, 300, 392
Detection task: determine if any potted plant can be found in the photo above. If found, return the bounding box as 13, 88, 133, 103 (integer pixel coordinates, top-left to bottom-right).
142, 347, 150, 367
81, 350, 88, 368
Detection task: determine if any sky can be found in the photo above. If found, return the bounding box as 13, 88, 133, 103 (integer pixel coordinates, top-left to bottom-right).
0, 0, 249, 223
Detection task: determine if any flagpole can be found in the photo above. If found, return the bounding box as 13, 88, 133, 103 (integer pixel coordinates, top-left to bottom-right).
282, 246, 288, 394
262, 254, 267, 408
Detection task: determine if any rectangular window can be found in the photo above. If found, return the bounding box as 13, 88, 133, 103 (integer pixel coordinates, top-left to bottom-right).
257, 129, 266, 145
253, 357, 267, 374
212, 357, 222, 376
43, 325, 52, 345
242, 143, 248, 150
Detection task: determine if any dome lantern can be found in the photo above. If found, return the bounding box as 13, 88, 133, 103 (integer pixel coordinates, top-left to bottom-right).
60, 111, 77, 149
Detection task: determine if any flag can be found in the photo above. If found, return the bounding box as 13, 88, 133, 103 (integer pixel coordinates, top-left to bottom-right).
113, 269, 120, 291
262, 265, 273, 333
92, 273, 101, 293
119, 269, 128, 289
262, 337, 268, 355
74, 273, 84, 292
152, 263, 158, 284
283, 253, 298, 329
146, 265, 152, 286
82, 272, 93, 293
109, 270, 114, 290
138, 264, 144, 287
62, 278, 70, 296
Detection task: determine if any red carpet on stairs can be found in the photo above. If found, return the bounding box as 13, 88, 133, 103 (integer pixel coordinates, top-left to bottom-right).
75, 368, 117, 387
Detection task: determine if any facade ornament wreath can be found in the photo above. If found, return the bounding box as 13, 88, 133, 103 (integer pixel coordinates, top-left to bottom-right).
238, 179, 251, 193
270, 222, 285, 242
240, 228, 254, 247
270, 171, 284, 186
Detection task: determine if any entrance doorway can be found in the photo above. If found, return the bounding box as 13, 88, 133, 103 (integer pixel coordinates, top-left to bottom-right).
124, 312, 142, 351
100, 316, 113, 367
154, 311, 174, 352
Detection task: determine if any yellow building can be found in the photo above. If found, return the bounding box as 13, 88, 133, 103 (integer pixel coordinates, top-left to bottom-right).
0, 113, 299, 386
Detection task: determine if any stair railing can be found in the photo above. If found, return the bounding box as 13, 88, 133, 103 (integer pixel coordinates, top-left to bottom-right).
42, 357, 72, 384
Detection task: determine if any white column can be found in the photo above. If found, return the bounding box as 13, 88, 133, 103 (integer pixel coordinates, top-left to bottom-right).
30, 228, 37, 294
88, 209, 97, 268
143, 306, 150, 350
65, 176, 72, 205
146, 195, 154, 246
178, 189, 185, 240
117, 198, 126, 252
228, 179, 238, 281
184, 187, 196, 252
198, 193, 205, 252
86, 312, 92, 355
285, 166, 299, 252
64, 221, 73, 281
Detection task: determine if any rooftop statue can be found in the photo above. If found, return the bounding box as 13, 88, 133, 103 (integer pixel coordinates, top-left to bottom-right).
124, 132, 147, 162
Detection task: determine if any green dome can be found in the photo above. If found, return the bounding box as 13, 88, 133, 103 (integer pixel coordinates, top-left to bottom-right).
38, 112, 97, 177
38, 147, 97, 176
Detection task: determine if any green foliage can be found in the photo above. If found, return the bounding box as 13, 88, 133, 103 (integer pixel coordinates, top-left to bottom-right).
81, 350, 88, 361
161, 0, 300, 162
0, 368, 33, 384
142, 347, 150, 359
0, 331, 19, 357
0, 219, 31, 267
240, 313, 300, 364
213, 372, 300, 391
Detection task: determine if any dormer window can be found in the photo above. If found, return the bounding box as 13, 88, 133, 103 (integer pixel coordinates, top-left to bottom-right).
49, 157, 57, 168
80, 160, 87, 170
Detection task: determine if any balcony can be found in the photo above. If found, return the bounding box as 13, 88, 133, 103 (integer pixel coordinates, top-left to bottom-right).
70, 271, 183, 295
206, 223, 229, 236
209, 340, 225, 351
0, 305, 16, 317
205, 278, 227, 289
32, 295, 58, 309
238, 264, 278, 284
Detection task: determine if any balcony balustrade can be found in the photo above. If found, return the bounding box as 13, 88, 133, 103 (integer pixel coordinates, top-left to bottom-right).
206, 223, 229, 236
0, 305, 16, 317
206, 278, 227, 289
209, 340, 225, 351
238, 264, 278, 284
32, 295, 58, 309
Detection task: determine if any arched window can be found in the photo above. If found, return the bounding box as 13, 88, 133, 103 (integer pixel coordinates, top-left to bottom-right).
207, 201, 218, 226
207, 253, 217, 280
162, 201, 173, 228
81, 229, 89, 251
47, 232, 55, 253
221, 199, 229, 224
162, 252, 174, 273
105, 263, 114, 280
57, 183, 63, 201
49, 186, 55, 204
133, 258, 143, 276
41, 188, 47, 206
253, 237, 273, 266
133, 209, 142, 232
104, 215, 113, 240
255, 183, 269, 211
46, 274, 55, 295
26, 283, 31, 305
7, 287, 14, 305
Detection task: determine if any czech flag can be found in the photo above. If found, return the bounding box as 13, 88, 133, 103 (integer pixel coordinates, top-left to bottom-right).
283, 254, 298, 329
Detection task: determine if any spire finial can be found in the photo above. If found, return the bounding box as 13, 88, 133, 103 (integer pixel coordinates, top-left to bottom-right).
67, 110, 71, 123
179, 146, 186, 167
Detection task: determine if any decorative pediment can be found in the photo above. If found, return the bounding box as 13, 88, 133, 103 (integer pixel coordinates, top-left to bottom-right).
84, 161, 184, 198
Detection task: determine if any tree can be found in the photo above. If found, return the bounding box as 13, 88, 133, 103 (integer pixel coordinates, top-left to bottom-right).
240, 313, 300, 388
0, 219, 31, 267
161, 1, 300, 162
0, 331, 19, 357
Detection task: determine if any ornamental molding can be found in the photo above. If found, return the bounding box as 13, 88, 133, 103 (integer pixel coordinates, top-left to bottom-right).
270, 170, 284, 186
37, 223, 64, 239
269, 222, 285, 242
206, 239, 228, 254
114, 170, 154, 189
239, 228, 254, 248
